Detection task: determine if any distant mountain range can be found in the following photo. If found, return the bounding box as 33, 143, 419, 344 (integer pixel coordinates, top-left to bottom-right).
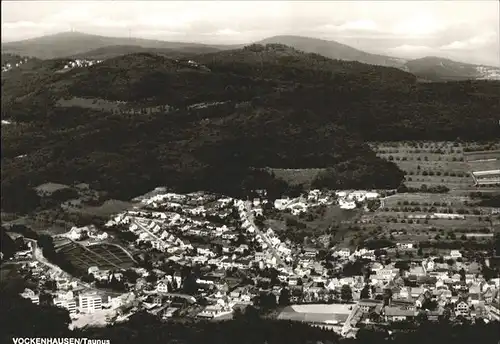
404, 56, 500, 81
255, 35, 408, 69
2, 31, 499, 82
1, 31, 226, 60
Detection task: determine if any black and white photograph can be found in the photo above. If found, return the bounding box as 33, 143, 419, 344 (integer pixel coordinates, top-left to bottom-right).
1, 1, 499, 343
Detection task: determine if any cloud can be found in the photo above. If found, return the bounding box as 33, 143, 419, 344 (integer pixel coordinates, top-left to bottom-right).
136, 13, 199, 31
386, 44, 437, 59
213, 29, 240, 36
391, 14, 446, 37
2, 20, 57, 29
133, 29, 184, 38
311, 19, 381, 35
337, 19, 379, 31
92, 18, 130, 29
441, 31, 497, 50
389, 44, 435, 53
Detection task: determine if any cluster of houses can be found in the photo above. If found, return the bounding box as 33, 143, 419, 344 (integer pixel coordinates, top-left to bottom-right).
101, 190, 500, 325
60, 225, 109, 242
17, 260, 122, 319
63, 59, 102, 70
21, 286, 134, 318
1, 57, 29, 72
340, 256, 500, 336
273, 189, 335, 215
336, 191, 380, 210
9, 187, 500, 332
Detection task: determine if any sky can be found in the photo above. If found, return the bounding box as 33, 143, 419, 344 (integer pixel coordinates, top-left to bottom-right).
1, 1, 499, 65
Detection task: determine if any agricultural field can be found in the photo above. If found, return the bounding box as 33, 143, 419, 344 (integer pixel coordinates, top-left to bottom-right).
65, 199, 137, 217
267, 168, 326, 187
357, 141, 500, 246
34, 182, 71, 196
56, 97, 172, 115
371, 141, 500, 192
56, 241, 136, 272
265, 204, 362, 245
278, 304, 351, 324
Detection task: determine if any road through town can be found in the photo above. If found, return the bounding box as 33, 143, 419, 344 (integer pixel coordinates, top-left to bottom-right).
242, 201, 292, 273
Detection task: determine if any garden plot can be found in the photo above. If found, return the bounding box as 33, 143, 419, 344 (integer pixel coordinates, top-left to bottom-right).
463, 149, 500, 162
381, 193, 470, 208
57, 242, 136, 272
468, 159, 500, 171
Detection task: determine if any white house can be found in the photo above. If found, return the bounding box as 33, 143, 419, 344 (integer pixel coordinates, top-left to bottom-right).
339, 199, 356, 210
78, 294, 102, 314
20, 288, 39, 304
397, 242, 414, 250
335, 248, 351, 259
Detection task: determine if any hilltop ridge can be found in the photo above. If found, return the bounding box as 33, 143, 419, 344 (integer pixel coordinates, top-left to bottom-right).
3, 32, 499, 81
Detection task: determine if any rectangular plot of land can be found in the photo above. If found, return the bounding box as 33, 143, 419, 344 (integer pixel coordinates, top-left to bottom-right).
464, 150, 500, 162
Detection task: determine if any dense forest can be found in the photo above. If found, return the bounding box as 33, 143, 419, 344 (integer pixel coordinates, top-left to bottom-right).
2, 45, 500, 213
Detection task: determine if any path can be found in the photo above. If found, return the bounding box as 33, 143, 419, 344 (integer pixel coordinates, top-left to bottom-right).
86, 242, 137, 263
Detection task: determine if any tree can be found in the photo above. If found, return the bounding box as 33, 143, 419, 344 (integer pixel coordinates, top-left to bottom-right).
360, 284, 371, 299
383, 288, 393, 306
254, 293, 277, 310
146, 272, 157, 284
182, 273, 198, 295
459, 268, 466, 281
416, 311, 428, 323
122, 269, 140, 283
278, 287, 290, 306
341, 285, 353, 302
81, 273, 95, 283
395, 261, 410, 271
422, 299, 438, 311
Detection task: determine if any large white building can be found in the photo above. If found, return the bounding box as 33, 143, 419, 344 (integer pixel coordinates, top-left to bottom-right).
78, 293, 102, 313
20, 288, 39, 305
54, 298, 78, 315
471, 170, 500, 185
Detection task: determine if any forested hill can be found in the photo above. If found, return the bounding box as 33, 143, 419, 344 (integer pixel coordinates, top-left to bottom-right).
1, 44, 499, 213
255, 35, 407, 68
0, 31, 226, 60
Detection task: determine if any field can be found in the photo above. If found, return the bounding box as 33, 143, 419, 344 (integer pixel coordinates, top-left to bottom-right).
265, 204, 362, 245
56, 96, 171, 114
57, 97, 122, 111
267, 168, 326, 187
34, 182, 70, 195
357, 141, 500, 247
57, 242, 136, 272
278, 304, 351, 324
66, 199, 137, 217
262, 142, 499, 251
372, 141, 500, 193
463, 149, 500, 162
